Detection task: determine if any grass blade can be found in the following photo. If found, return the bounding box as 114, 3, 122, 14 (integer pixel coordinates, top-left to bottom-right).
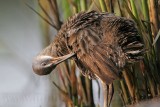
152, 29, 160, 46
99, 0, 107, 12
26, 3, 58, 29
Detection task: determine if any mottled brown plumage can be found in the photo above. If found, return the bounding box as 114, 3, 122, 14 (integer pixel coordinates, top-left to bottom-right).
32, 11, 144, 107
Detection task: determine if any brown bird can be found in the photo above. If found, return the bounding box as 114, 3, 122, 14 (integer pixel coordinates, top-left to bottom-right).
32, 11, 144, 107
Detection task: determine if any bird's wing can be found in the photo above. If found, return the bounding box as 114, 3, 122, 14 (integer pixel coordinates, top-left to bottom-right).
66, 20, 120, 82
101, 16, 144, 62
67, 28, 118, 83
66, 13, 144, 82
67, 22, 102, 78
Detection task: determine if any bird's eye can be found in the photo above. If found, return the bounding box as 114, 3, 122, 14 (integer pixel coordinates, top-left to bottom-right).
41, 62, 47, 66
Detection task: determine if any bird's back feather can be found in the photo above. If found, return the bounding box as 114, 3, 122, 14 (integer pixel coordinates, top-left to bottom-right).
54, 11, 144, 83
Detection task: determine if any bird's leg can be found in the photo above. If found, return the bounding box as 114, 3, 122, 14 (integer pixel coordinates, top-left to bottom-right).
107, 83, 114, 107
102, 82, 108, 107
102, 82, 114, 107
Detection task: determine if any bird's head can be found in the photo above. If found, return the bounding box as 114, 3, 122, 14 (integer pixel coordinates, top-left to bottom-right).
32, 53, 75, 75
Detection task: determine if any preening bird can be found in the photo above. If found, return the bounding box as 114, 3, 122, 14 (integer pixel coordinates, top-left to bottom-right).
32, 11, 144, 107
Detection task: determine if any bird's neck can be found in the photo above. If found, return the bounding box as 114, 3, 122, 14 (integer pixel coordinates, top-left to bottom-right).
38, 42, 58, 57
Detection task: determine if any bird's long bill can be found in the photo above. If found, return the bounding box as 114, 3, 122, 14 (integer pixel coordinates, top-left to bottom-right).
52, 53, 75, 65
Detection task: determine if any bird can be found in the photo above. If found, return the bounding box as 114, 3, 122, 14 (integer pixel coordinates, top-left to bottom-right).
32, 10, 144, 107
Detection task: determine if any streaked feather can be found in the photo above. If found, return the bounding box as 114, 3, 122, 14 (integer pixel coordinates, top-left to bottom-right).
52, 10, 144, 82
